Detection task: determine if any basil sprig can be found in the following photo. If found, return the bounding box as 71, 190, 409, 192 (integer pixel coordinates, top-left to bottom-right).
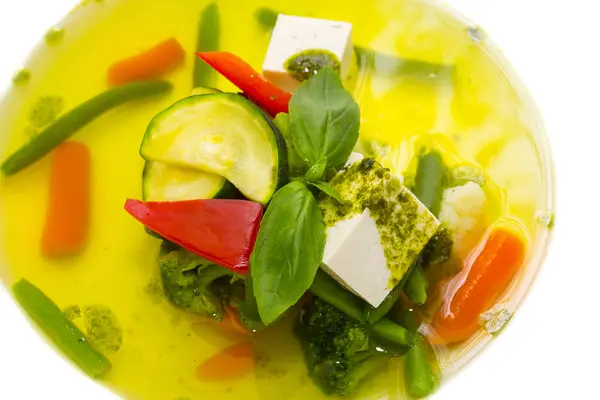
250, 67, 360, 324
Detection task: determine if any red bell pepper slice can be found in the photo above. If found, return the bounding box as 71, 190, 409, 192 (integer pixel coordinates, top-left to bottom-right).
124, 199, 263, 274
195, 51, 291, 116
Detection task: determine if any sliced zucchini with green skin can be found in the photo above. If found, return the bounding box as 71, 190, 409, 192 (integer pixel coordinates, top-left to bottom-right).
140, 93, 287, 204
142, 161, 240, 201
190, 86, 221, 96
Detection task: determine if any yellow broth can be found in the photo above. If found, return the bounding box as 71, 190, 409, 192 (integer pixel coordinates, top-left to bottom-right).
0, 0, 553, 399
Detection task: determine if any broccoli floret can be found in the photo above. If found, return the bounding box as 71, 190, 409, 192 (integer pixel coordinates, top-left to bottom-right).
158, 243, 244, 322
296, 298, 387, 396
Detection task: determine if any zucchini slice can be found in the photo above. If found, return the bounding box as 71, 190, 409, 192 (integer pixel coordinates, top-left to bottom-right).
140, 93, 287, 204
142, 161, 239, 201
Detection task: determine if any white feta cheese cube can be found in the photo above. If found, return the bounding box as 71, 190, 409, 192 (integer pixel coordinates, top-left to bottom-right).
263, 14, 354, 92
322, 208, 391, 307
345, 152, 365, 167
319, 159, 440, 307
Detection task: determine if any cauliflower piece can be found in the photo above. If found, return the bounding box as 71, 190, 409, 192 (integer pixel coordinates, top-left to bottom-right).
439, 181, 486, 254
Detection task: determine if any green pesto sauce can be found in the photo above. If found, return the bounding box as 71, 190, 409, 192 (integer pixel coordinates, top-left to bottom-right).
29, 95, 64, 128
319, 159, 440, 286
11, 68, 31, 85
83, 305, 123, 355
548, 213, 555, 229
63, 304, 82, 320
284, 49, 341, 82
45, 27, 66, 45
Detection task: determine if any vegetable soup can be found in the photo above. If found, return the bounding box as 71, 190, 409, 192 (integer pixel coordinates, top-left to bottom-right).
0, 0, 554, 399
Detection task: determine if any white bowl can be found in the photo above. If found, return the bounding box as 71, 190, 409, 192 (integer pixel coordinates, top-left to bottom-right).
0, 0, 595, 399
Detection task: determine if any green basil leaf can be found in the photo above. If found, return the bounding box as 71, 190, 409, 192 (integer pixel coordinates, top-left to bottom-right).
289, 67, 360, 169
308, 180, 345, 203
250, 181, 325, 325
304, 156, 327, 182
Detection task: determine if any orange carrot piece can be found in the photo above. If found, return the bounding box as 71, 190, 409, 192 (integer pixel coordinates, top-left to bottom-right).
108, 38, 185, 85
433, 226, 526, 344
41, 141, 91, 257
191, 307, 251, 338
222, 306, 252, 336
196, 341, 256, 381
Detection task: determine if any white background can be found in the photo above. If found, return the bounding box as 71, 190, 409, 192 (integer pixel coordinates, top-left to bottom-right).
0, 0, 599, 399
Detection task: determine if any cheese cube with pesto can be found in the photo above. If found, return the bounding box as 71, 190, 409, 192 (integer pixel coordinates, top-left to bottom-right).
345, 152, 364, 167
319, 159, 440, 307
262, 14, 354, 92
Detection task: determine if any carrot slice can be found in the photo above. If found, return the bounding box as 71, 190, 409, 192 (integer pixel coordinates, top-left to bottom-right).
108, 38, 185, 85
196, 341, 255, 381
433, 226, 527, 344
191, 307, 250, 337
222, 306, 251, 336
41, 141, 91, 257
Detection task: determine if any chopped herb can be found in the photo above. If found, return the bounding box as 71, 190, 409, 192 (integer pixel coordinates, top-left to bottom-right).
12, 68, 31, 85
45, 27, 65, 45
29, 96, 65, 128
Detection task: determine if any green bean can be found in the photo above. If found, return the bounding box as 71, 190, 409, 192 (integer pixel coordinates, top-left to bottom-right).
1, 80, 172, 176
193, 2, 220, 88
12, 279, 111, 378
311, 270, 414, 347
365, 260, 417, 324
405, 334, 438, 398
354, 47, 454, 82
255, 7, 280, 31
403, 149, 447, 304
413, 149, 446, 217
389, 298, 421, 335
365, 284, 402, 324
370, 318, 414, 347
310, 269, 365, 321
404, 266, 429, 306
